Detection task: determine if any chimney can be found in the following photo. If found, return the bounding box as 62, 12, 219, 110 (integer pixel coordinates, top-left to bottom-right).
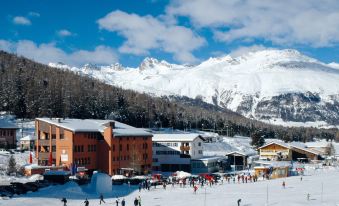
104, 121, 115, 129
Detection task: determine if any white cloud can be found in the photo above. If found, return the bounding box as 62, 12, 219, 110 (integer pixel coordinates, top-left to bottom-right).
28, 12, 40, 17
229, 45, 269, 57
57, 29, 73, 37
97, 10, 205, 63
0, 39, 118, 66
13, 16, 31, 25
167, 0, 339, 47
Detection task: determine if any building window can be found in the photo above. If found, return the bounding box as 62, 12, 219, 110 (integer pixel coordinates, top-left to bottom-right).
112, 145, 115, 151
198, 150, 203, 154
74, 145, 77, 152
60, 134, 64, 139
88, 145, 91, 152
198, 142, 202, 146
119, 144, 122, 151
127, 144, 129, 151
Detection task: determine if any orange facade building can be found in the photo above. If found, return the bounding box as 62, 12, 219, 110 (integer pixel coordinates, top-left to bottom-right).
35, 118, 152, 175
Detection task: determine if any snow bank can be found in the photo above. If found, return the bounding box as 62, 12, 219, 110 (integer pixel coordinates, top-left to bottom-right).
89, 172, 112, 194
111, 175, 127, 180
174, 171, 191, 179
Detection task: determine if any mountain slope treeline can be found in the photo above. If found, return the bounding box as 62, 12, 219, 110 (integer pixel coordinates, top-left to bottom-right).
0, 51, 338, 142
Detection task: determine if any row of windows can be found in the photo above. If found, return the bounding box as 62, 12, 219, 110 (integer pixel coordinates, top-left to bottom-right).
84, 132, 101, 140
153, 142, 178, 147
155, 150, 180, 155
74, 157, 91, 166
112, 143, 149, 152
112, 154, 149, 161
74, 145, 84, 153
0, 130, 14, 136
88, 145, 97, 152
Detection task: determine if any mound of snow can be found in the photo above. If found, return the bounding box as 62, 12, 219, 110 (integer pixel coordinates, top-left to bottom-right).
89, 172, 112, 194
111, 175, 127, 180
175, 171, 191, 179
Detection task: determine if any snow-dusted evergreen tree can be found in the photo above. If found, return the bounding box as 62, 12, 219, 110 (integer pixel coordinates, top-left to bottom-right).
7, 155, 17, 175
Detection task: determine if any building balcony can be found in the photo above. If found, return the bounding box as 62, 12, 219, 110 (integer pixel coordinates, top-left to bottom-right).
38, 152, 56, 160
180, 146, 190, 151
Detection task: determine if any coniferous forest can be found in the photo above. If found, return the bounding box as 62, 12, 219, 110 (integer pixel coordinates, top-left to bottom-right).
0, 51, 338, 142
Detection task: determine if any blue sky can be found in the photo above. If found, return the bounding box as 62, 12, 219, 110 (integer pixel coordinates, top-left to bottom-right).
1, 0, 339, 67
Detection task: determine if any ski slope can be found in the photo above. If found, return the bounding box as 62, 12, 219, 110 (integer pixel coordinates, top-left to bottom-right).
1, 167, 339, 206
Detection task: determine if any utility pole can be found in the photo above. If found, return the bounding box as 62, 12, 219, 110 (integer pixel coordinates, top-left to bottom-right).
266, 184, 269, 206
204, 187, 207, 206
321, 182, 323, 203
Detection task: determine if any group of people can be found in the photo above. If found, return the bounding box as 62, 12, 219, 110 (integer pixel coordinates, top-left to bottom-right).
61, 194, 140, 206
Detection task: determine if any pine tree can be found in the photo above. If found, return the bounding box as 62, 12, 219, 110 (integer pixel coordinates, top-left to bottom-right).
7, 155, 17, 175
251, 130, 265, 149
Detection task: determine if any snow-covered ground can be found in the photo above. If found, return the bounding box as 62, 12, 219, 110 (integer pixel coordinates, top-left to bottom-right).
1, 167, 339, 206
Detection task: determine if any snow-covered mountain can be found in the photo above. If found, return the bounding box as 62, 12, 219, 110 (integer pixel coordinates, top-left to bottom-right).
49, 49, 339, 128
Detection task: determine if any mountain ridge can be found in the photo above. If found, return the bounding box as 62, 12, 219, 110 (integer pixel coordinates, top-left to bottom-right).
48, 49, 339, 128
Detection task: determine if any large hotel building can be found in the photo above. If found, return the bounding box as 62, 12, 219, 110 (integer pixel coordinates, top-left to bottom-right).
35, 118, 152, 175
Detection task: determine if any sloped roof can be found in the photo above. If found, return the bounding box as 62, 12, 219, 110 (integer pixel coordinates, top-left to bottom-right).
152, 133, 203, 142
258, 140, 290, 150
36, 118, 152, 137
20, 135, 36, 141
259, 140, 321, 155
305, 141, 331, 148
0, 119, 19, 129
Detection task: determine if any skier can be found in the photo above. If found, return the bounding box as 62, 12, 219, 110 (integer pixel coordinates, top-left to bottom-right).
237, 199, 241, 206
84, 198, 89, 206
99, 194, 105, 204
134, 197, 138, 206
282, 181, 286, 189
307, 193, 310, 201
193, 185, 198, 194
116, 198, 120, 206
300, 176, 303, 181
121, 198, 126, 206
61, 197, 67, 206
138, 196, 142, 206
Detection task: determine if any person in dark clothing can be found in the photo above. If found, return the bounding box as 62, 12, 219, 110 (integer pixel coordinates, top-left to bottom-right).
237, 199, 241, 206
84, 198, 89, 206
134, 197, 139, 206
121, 198, 126, 206
116, 198, 119, 206
99, 194, 105, 204
61, 197, 67, 206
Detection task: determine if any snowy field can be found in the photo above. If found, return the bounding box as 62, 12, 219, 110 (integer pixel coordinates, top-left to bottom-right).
1, 167, 339, 206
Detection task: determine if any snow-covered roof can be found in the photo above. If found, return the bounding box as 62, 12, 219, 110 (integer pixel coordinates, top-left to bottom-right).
152, 133, 203, 142
36, 118, 152, 137
192, 156, 224, 161
254, 160, 292, 168
226, 151, 256, 157
0, 119, 19, 129
259, 140, 321, 155
305, 141, 331, 148
258, 140, 290, 149
20, 135, 36, 141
